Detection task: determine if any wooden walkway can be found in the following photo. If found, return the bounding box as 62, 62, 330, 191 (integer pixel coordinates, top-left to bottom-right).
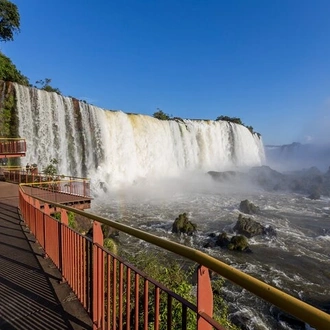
0, 182, 92, 329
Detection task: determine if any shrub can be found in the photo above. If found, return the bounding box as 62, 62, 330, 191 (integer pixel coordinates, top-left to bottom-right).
153, 108, 171, 120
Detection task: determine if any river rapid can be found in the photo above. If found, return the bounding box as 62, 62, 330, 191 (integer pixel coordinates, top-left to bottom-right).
89, 172, 330, 330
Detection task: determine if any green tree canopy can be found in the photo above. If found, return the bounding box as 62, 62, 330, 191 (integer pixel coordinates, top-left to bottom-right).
153, 108, 171, 120
0, 51, 29, 85
36, 78, 61, 94
0, 0, 20, 42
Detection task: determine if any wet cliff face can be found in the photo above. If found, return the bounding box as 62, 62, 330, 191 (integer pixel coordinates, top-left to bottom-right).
0, 81, 18, 138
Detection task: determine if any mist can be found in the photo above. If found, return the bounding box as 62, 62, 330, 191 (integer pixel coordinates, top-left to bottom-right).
92, 169, 260, 207
265, 142, 330, 173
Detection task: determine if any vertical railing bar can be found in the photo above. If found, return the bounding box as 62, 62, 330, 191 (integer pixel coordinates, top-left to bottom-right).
182, 304, 187, 330
78, 234, 82, 298
154, 287, 160, 330
135, 273, 139, 330
126, 267, 131, 330
119, 262, 123, 330
82, 238, 86, 309
167, 295, 172, 330
112, 258, 117, 330
101, 250, 105, 330
89, 239, 93, 314
107, 254, 111, 330
144, 279, 149, 330
73, 231, 76, 293
69, 229, 73, 286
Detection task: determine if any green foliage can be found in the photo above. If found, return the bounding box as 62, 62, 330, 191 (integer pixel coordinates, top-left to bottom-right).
0, 52, 29, 85
43, 158, 59, 177
35, 78, 61, 95
0, 92, 13, 136
216, 115, 260, 136
103, 238, 118, 254
53, 211, 77, 229
246, 125, 254, 133
215, 115, 243, 125
68, 211, 77, 229
126, 251, 196, 329
0, 0, 20, 42
153, 108, 171, 120
124, 251, 238, 329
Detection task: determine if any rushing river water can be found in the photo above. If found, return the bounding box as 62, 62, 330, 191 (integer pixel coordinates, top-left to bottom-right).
90, 173, 330, 330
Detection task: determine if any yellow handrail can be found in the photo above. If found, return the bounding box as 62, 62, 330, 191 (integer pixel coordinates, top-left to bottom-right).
19, 184, 330, 329
0, 137, 25, 141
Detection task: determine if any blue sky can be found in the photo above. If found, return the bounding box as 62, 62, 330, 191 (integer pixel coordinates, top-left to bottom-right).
2, 0, 330, 145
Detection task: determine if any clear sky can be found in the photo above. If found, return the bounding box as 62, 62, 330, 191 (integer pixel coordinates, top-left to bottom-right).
2, 0, 330, 145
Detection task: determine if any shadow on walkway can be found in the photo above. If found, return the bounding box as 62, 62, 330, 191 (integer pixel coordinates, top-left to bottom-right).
0, 183, 92, 330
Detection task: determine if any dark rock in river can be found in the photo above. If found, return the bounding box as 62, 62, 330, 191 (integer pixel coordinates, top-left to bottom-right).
207, 170, 242, 182
228, 235, 250, 252
216, 232, 230, 248
239, 199, 260, 214
204, 232, 251, 252
172, 213, 197, 236
234, 214, 276, 238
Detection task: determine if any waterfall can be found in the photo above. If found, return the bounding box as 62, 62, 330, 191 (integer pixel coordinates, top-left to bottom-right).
14, 84, 265, 185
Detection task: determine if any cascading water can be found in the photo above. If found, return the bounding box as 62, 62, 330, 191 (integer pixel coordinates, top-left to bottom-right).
14, 83, 265, 185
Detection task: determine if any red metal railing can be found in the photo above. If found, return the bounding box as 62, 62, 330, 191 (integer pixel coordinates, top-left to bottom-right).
0, 138, 26, 157
4, 171, 90, 198
19, 187, 222, 330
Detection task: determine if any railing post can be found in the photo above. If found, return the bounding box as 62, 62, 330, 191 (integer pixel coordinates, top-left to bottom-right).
92, 221, 104, 330
59, 208, 68, 277
197, 265, 213, 330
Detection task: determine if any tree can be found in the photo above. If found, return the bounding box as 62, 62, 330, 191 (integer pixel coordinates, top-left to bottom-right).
0, 52, 29, 85
153, 108, 170, 120
43, 158, 59, 177
35, 78, 61, 94
0, 0, 20, 42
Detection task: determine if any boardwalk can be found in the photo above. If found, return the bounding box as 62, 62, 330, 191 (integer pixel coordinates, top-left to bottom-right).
0, 182, 92, 330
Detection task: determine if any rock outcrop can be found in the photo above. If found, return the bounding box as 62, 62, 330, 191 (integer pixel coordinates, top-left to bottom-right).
204, 232, 251, 252
239, 200, 260, 214
172, 213, 197, 236
234, 214, 276, 238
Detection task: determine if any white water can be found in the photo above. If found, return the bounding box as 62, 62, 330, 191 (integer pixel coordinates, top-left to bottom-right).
92, 179, 330, 330
14, 84, 265, 185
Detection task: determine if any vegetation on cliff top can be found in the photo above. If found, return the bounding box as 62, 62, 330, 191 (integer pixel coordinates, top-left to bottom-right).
153, 108, 171, 120
0, 52, 29, 86
216, 115, 260, 136
35, 78, 61, 95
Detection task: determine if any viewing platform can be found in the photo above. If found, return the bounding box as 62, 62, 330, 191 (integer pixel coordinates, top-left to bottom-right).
0, 138, 26, 159
1, 169, 92, 210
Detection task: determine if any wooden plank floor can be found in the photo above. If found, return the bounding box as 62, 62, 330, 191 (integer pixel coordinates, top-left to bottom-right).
0, 182, 92, 329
